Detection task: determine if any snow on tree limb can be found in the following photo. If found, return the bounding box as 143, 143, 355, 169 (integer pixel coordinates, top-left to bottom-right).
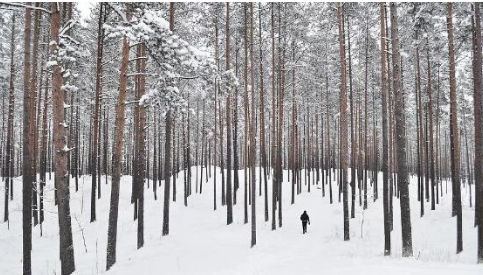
104, 5, 239, 115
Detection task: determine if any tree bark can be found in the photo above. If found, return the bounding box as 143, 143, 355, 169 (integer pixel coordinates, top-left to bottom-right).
4, 14, 15, 223
51, 3, 76, 274
23, 5, 33, 275
226, 2, 233, 225
472, 2, 483, 263
337, 3, 349, 241
91, 2, 105, 223
106, 4, 132, 270
446, 2, 463, 254
390, 3, 412, 257
162, 2, 175, 236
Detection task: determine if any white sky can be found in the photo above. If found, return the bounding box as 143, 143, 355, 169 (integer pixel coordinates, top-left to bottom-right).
77, 2, 94, 21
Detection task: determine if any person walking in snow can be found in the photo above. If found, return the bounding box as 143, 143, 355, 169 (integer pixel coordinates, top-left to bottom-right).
300, 211, 310, 234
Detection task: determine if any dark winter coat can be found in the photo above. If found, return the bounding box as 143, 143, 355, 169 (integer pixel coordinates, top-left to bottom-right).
300, 212, 310, 223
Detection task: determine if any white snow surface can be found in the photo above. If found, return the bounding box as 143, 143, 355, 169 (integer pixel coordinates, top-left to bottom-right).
1, 168, 482, 275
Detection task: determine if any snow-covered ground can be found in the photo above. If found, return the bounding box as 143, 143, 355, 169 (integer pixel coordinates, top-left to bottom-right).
1, 168, 482, 275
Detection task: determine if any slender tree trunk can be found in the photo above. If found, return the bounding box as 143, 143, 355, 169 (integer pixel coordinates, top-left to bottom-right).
31, 6, 40, 227
51, 3, 76, 274
259, 2, 269, 222
226, 2, 233, 225
363, 22, 369, 210
91, 2, 105, 223
446, 3, 463, 254
243, 3, 249, 225
106, 4, 132, 270
426, 44, 436, 211
4, 14, 15, 223
391, 3, 412, 257
233, 41, 240, 206
277, 3, 285, 229
214, 11, 218, 211
249, 3, 257, 247
22, 5, 33, 275
326, 73, 333, 204
162, 2, 176, 236
136, 43, 146, 249
270, 3, 277, 231
347, 15, 356, 219
337, 3, 349, 241
472, 2, 483, 263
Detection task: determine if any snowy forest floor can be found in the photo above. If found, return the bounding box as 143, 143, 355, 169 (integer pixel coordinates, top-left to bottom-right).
1, 168, 483, 275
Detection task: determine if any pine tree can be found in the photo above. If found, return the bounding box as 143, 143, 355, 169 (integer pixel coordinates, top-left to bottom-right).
226, 2, 233, 225
51, 3, 76, 274
4, 14, 15, 223
106, 3, 132, 270
390, 2, 412, 257
472, 2, 483, 264
446, 2, 463, 254
337, 2, 349, 241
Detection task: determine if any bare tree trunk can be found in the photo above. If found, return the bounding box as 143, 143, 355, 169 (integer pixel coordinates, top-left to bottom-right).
270, 3, 277, 231
277, 3, 285, 229
472, 2, 483, 263
249, 2, 257, 247
31, 5, 41, 227
153, 110, 158, 200
226, 2, 233, 225
91, 2, 105, 223
259, 2, 269, 222
326, 73, 333, 204
243, 3, 249, 225
214, 10, 218, 210
363, 22, 369, 210
233, 37, 240, 206
136, 43, 146, 249
384, 6, 394, 230
347, 15, 356, 219
446, 2, 463, 254
51, 3, 76, 274
106, 4, 131, 270
162, 2, 175, 236
4, 14, 15, 223
23, 5, 33, 275
390, 3, 412, 257
337, 3, 349, 241
426, 43, 436, 211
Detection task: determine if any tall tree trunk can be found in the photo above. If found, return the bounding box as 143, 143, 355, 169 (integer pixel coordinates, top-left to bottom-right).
385, 6, 394, 230
249, 2, 257, 247
214, 9, 219, 211
31, 5, 40, 227
270, 3, 277, 231
162, 2, 175, 236
23, 5, 33, 275
472, 2, 483, 263
136, 43, 146, 249
259, 2, 269, 223
426, 43, 436, 211
51, 3, 76, 274
226, 2, 233, 225
446, 2, 463, 254
106, 4, 132, 270
91, 2, 105, 223
363, 22, 369, 210
4, 14, 15, 223
347, 15, 356, 219
390, 3, 412, 257
337, 3, 349, 241
243, 3, 249, 225
326, 72, 333, 204
277, 3, 285, 229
